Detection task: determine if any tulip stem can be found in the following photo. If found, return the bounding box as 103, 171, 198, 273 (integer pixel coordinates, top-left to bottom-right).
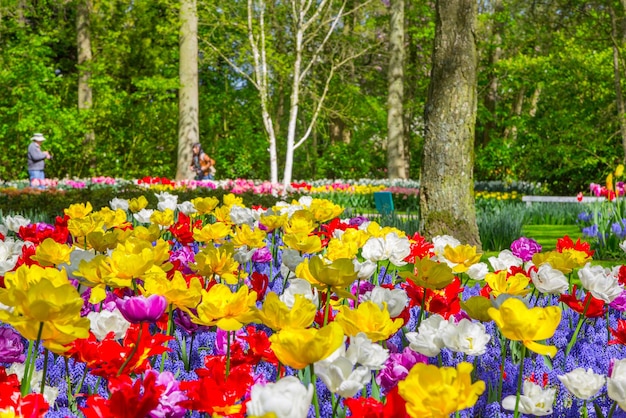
324, 287, 332, 326
40, 349, 49, 395
565, 296, 592, 358
309, 364, 321, 418
583, 400, 588, 418
417, 287, 426, 328
160, 304, 174, 373
331, 393, 340, 418
608, 400, 618, 418
117, 323, 144, 377
226, 330, 232, 378
514, 345, 526, 418
21, 322, 43, 397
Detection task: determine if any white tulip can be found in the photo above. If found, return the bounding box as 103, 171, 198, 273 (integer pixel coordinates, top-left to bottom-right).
230, 205, 256, 226
530, 263, 569, 295
489, 250, 523, 272
8, 363, 59, 404
621, 239, 626, 254
315, 355, 371, 398
405, 314, 451, 357
3, 215, 31, 234
578, 263, 623, 303
280, 278, 319, 308
282, 248, 304, 273
441, 318, 491, 356
557, 368, 605, 400
109, 197, 129, 211
246, 376, 313, 418
0, 239, 22, 275
361, 232, 410, 266
59, 247, 97, 280
133, 209, 154, 224
361, 286, 408, 318
431, 235, 461, 261
345, 332, 389, 370
502, 380, 555, 416
177, 201, 197, 215
608, 359, 626, 411
467, 262, 489, 280
353, 259, 377, 281
87, 308, 131, 341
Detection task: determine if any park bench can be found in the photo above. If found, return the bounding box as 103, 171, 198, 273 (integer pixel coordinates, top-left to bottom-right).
521, 195, 606, 206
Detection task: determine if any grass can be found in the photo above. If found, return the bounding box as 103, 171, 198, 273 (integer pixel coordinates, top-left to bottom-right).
520, 224, 582, 251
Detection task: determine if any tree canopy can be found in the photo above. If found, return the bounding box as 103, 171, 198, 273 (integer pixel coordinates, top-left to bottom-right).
0, 0, 624, 194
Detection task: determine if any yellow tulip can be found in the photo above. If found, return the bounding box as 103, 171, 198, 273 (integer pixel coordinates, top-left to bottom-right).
30, 238, 73, 267
488, 297, 561, 357
532, 251, 583, 274
284, 210, 317, 235
398, 362, 486, 418
0, 277, 90, 353
484, 270, 530, 297
150, 209, 175, 227
191, 196, 220, 214
257, 292, 317, 331
365, 222, 406, 238
309, 198, 344, 222
442, 244, 482, 273
259, 213, 288, 232
4, 264, 70, 290
67, 216, 103, 240
269, 322, 345, 369
325, 238, 359, 261
92, 207, 129, 230
335, 301, 403, 342
142, 270, 203, 311
131, 224, 161, 243
607, 173, 615, 192
64, 202, 93, 219
190, 243, 240, 285
213, 206, 232, 224
86, 230, 120, 253
223, 193, 244, 208
193, 222, 232, 244
307, 256, 358, 291
616, 164, 625, 178
283, 233, 323, 254
128, 196, 149, 213
191, 284, 258, 331
232, 224, 267, 249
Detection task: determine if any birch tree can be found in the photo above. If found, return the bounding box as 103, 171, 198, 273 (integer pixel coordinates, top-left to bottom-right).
203, 0, 374, 190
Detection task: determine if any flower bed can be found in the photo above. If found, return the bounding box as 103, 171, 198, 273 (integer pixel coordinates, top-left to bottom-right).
0, 192, 625, 417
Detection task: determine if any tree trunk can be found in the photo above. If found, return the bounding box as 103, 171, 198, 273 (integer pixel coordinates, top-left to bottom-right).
176, 0, 199, 181
611, 4, 626, 164
386, 0, 408, 179
76, 0, 95, 169
419, 0, 481, 248
480, 0, 503, 148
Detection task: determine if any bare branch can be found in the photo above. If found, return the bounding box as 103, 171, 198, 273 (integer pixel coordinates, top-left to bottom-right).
294, 66, 334, 150
300, 1, 346, 82
200, 38, 258, 89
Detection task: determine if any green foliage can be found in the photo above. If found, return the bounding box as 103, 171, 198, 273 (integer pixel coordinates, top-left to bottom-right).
477, 204, 526, 252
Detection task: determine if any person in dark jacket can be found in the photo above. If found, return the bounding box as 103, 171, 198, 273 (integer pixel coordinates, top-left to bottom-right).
189, 142, 216, 180
27, 133, 52, 187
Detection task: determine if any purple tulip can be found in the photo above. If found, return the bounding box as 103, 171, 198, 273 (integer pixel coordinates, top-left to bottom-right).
252, 247, 273, 263
115, 294, 168, 323
375, 347, 427, 393
146, 369, 187, 418
0, 327, 26, 363
510, 237, 542, 262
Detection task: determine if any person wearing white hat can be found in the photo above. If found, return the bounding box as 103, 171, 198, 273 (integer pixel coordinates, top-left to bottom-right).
27, 133, 52, 188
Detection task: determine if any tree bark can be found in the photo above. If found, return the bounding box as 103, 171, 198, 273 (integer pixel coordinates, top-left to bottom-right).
419, 0, 481, 248
611, 4, 626, 164
176, 0, 199, 181
386, 0, 408, 179
76, 0, 95, 169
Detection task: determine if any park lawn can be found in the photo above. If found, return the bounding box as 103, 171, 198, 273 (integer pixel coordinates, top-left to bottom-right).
520, 224, 582, 251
